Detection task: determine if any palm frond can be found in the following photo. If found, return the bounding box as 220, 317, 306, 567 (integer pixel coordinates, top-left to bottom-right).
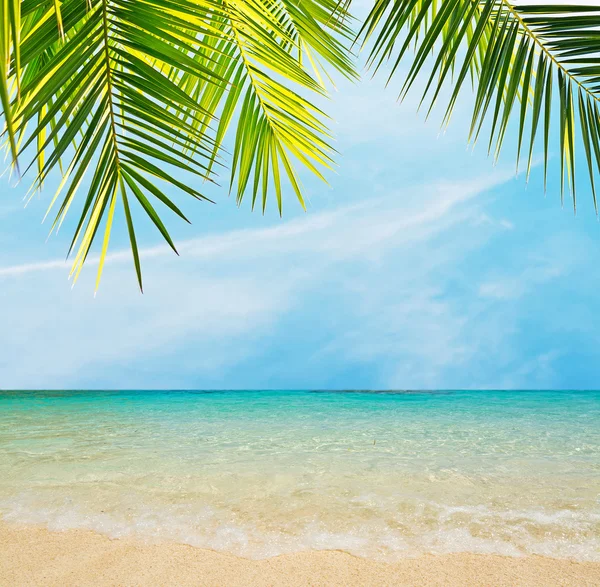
1, 0, 21, 166
1, 0, 356, 290
358, 1, 600, 212
182, 0, 357, 214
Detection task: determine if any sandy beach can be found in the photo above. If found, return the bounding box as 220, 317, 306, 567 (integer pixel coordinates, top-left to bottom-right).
3, 391, 600, 586
1, 523, 598, 587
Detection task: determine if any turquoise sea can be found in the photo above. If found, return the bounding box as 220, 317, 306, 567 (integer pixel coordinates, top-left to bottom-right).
1, 390, 599, 561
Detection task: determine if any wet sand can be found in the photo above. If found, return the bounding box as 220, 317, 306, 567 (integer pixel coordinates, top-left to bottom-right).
1, 522, 599, 586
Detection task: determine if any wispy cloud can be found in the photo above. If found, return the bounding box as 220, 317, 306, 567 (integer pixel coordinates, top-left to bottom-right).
478, 248, 565, 301
0, 169, 517, 389
0, 258, 69, 277
0, 170, 515, 281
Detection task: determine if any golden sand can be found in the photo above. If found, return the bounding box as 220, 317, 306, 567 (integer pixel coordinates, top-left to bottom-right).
1, 522, 599, 586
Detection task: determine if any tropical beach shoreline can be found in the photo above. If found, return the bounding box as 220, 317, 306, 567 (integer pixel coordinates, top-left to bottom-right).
1, 522, 599, 587
2, 391, 600, 568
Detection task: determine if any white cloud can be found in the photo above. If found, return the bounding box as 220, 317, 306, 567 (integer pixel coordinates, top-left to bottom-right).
478, 259, 564, 300
0, 169, 516, 389
0, 169, 515, 280
0, 258, 68, 277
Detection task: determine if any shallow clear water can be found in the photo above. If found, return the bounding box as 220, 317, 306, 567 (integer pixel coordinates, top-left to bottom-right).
1, 390, 599, 561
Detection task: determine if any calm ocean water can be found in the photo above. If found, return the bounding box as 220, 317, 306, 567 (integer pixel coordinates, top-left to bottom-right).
0, 390, 599, 561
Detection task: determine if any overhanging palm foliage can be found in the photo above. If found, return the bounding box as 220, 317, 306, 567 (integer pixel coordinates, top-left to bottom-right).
1, 0, 355, 290
3, 1, 600, 290
358, 1, 600, 211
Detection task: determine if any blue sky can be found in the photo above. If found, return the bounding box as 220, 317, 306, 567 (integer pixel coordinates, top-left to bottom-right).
2, 20, 600, 389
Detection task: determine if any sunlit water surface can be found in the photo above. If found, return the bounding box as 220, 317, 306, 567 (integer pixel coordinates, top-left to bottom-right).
1, 390, 599, 561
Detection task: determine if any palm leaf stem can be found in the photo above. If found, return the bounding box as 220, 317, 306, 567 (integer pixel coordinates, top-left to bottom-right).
500, 0, 599, 107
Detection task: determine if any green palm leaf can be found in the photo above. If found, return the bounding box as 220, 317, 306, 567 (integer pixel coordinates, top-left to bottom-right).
1, 0, 21, 166
358, 1, 600, 212
1, 0, 355, 290
181, 0, 357, 213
